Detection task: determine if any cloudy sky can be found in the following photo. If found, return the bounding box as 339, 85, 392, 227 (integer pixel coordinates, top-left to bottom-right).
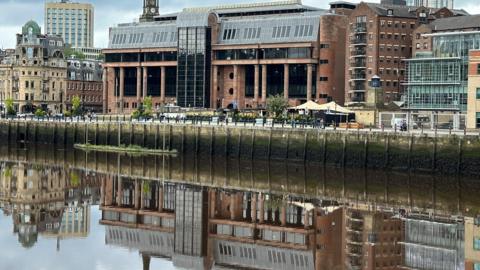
0, 0, 478, 49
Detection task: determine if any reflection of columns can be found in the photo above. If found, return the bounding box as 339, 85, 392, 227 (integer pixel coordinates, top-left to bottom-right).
233, 65, 238, 105
116, 177, 123, 206
158, 185, 163, 212
259, 194, 265, 223
134, 180, 140, 210
142, 254, 151, 270
251, 193, 257, 222
212, 65, 218, 109
160, 66, 166, 104
230, 193, 236, 220
140, 181, 145, 210
136, 67, 142, 102
304, 210, 310, 229
261, 64, 267, 105
119, 68, 125, 113
100, 178, 106, 206
281, 204, 287, 226
254, 65, 259, 107
307, 64, 313, 101
284, 64, 289, 100
102, 68, 108, 114
143, 67, 148, 99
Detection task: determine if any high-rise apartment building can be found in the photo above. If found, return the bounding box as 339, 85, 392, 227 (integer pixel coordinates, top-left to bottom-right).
45, 0, 94, 48
343, 2, 466, 105
407, 0, 454, 9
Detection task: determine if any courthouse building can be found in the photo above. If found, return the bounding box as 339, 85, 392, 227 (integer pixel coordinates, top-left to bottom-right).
102, 0, 347, 113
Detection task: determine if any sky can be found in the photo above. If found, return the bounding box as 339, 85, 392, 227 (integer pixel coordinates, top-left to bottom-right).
0, 0, 479, 49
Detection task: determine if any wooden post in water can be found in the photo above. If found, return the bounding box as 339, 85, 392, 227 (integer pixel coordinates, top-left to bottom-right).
63, 123, 67, 146
364, 136, 369, 168
210, 127, 214, 156
432, 136, 437, 172
143, 124, 146, 147
25, 122, 29, 143
168, 125, 173, 151
267, 129, 272, 159
85, 123, 88, 144
251, 129, 255, 160
303, 132, 308, 161
224, 128, 229, 157
53, 123, 57, 145
408, 135, 413, 171
95, 123, 99, 145
195, 127, 200, 154
384, 135, 390, 168
74, 123, 78, 144
129, 123, 134, 146
34, 123, 38, 143
106, 122, 110, 145
155, 124, 159, 149
286, 131, 290, 159
457, 138, 463, 175
237, 129, 242, 158
342, 135, 347, 167
7, 121, 11, 142
182, 125, 186, 153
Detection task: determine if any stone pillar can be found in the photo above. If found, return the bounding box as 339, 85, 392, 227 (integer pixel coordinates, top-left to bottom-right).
233, 65, 238, 106
102, 68, 108, 114
136, 67, 142, 102
254, 65, 259, 107
261, 65, 267, 106
160, 66, 166, 104
307, 64, 313, 101
116, 177, 123, 206
284, 64, 289, 100
134, 180, 141, 210
119, 68, 125, 113
281, 204, 287, 226
212, 65, 218, 109
143, 67, 148, 98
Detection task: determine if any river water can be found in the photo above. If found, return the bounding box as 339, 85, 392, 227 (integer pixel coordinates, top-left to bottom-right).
0, 144, 478, 270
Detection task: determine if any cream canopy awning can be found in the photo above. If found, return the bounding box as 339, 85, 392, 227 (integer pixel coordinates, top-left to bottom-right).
289, 101, 354, 114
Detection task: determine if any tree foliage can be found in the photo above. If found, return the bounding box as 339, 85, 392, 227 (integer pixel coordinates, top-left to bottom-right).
71, 95, 82, 116
266, 94, 288, 119
34, 108, 46, 118
132, 96, 153, 119
5, 97, 16, 116
64, 47, 85, 60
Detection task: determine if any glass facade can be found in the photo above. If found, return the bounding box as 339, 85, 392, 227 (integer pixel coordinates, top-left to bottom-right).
406, 32, 480, 112
177, 27, 211, 108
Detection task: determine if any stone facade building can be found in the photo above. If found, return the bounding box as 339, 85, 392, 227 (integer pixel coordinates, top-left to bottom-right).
103, 0, 347, 114
66, 58, 103, 112
0, 21, 67, 114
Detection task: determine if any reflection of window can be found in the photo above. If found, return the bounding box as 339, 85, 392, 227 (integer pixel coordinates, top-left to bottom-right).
474, 263, 480, 270
474, 237, 480, 250
476, 88, 480, 99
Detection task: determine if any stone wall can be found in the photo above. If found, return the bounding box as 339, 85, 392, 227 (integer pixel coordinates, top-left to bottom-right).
1, 120, 479, 176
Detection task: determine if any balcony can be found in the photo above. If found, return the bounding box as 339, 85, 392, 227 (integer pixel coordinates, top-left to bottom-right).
350, 74, 366, 80
350, 49, 366, 57
350, 35, 367, 45
350, 60, 366, 68
353, 23, 367, 33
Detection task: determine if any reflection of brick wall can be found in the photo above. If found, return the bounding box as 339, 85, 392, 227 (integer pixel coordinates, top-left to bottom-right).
315, 208, 345, 270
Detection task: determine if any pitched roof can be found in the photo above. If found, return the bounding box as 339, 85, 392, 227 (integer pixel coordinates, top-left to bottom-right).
364, 2, 468, 19
430, 14, 480, 31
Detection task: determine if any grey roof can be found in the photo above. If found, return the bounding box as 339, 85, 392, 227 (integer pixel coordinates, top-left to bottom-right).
109, 21, 177, 49
176, 10, 214, 28
365, 2, 468, 18
431, 14, 480, 31
218, 11, 328, 45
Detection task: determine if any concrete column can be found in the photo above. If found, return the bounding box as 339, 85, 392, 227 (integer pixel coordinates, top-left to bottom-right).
136, 67, 142, 102
307, 64, 313, 101
254, 65, 259, 107
119, 68, 125, 113
233, 65, 238, 106
143, 67, 148, 98
102, 68, 108, 114
134, 180, 141, 210
160, 66, 166, 104
284, 64, 289, 100
212, 65, 218, 109
261, 64, 267, 106
116, 177, 123, 206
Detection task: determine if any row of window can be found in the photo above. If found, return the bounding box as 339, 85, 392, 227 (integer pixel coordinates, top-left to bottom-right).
221, 24, 314, 41
380, 19, 416, 29
24, 93, 57, 101
67, 82, 101, 91
66, 95, 100, 103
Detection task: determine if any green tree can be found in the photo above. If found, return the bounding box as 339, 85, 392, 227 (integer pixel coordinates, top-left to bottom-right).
143, 96, 153, 117
34, 108, 46, 118
71, 95, 82, 116
64, 46, 85, 60
266, 94, 288, 119
5, 97, 16, 116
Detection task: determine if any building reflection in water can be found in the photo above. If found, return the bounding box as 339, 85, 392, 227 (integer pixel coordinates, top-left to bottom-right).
0, 144, 479, 270
0, 161, 101, 249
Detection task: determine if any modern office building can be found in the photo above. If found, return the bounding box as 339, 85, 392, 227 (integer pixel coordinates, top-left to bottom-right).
407, 0, 454, 9
66, 57, 103, 112
0, 21, 67, 114
103, 0, 348, 113
72, 47, 103, 61
45, 0, 94, 48
468, 50, 480, 130
344, 2, 466, 105
405, 15, 480, 129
